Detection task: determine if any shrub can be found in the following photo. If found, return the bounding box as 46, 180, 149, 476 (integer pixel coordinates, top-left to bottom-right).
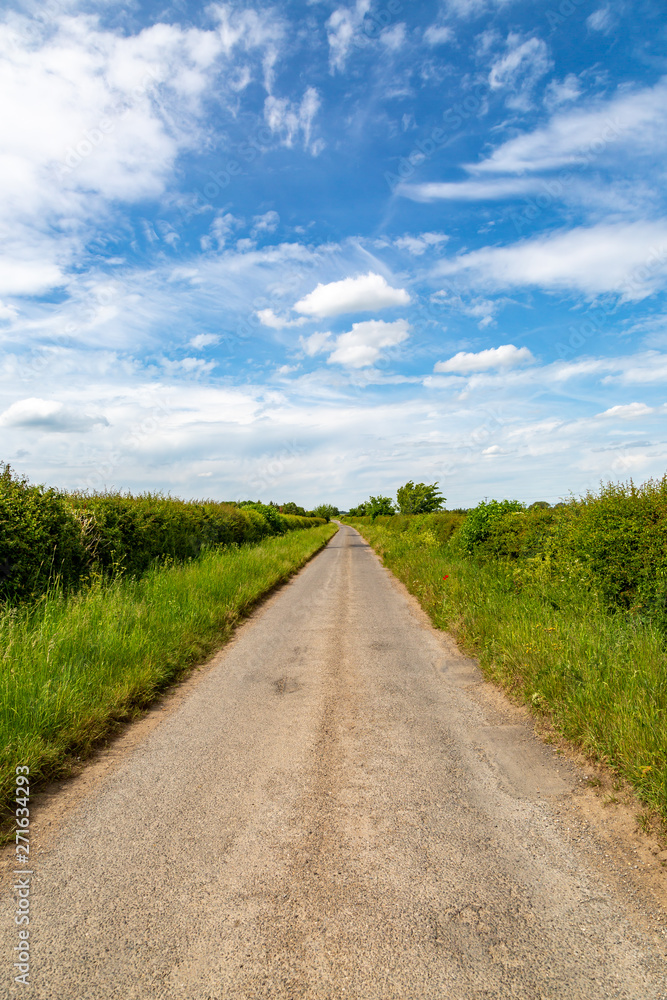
0, 466, 324, 606
458, 499, 525, 553
0, 465, 85, 603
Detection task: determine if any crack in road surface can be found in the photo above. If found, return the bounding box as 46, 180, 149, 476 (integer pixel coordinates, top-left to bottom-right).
2, 524, 667, 997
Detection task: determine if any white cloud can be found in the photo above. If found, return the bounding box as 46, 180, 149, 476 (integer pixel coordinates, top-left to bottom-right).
471, 76, 667, 174
0, 301, 18, 321
443, 0, 516, 17
294, 272, 410, 318
587, 6, 615, 32
488, 33, 552, 110
251, 210, 280, 235
327, 319, 410, 368
0, 397, 108, 432
0, 8, 286, 298
424, 24, 453, 45
257, 308, 307, 329
161, 357, 216, 376
434, 344, 535, 373
544, 73, 582, 110
597, 402, 656, 419
300, 331, 333, 356
394, 232, 449, 255
436, 221, 667, 301
201, 213, 243, 251
264, 87, 322, 153
380, 24, 406, 50
189, 333, 220, 349
326, 0, 370, 73
398, 177, 544, 202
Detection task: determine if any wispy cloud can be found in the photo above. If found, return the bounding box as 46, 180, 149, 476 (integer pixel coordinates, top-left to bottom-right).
264, 87, 323, 153
326, 0, 371, 73
436, 221, 667, 300
471, 76, 667, 174
488, 33, 552, 110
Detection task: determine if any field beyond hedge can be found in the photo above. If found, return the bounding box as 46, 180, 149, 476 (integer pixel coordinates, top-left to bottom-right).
0, 521, 338, 829
345, 477, 667, 824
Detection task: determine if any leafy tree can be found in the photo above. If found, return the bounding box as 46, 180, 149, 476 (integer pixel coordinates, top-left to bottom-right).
396, 480, 445, 515
313, 503, 339, 521
347, 502, 367, 517
281, 501, 307, 516
367, 495, 395, 519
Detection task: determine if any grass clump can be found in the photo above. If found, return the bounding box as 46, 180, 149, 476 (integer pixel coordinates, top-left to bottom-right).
0, 522, 337, 824
347, 495, 667, 822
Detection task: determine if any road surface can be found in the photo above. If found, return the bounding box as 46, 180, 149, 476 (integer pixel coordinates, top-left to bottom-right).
2, 523, 667, 998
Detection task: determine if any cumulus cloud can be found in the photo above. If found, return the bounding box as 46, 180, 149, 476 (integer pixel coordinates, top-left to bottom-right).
0, 397, 108, 432
299, 320, 409, 367
436, 221, 667, 301
327, 319, 410, 367
294, 272, 410, 318
434, 344, 535, 373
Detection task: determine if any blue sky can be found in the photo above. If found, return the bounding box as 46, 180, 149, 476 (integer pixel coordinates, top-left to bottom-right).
0, 0, 666, 509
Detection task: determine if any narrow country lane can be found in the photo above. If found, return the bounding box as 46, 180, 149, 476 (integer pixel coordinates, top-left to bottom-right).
2, 523, 666, 998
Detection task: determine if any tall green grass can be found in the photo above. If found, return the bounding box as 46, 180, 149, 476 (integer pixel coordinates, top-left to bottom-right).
349, 518, 667, 821
0, 523, 337, 822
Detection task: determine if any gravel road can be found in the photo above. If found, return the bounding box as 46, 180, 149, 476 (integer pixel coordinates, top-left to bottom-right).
2, 523, 667, 998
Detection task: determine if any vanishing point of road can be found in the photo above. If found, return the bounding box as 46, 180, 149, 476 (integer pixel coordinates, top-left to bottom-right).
2, 523, 667, 998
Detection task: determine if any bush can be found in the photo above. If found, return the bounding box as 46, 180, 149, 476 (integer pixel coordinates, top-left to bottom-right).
0, 466, 324, 606
458, 499, 525, 553
0, 465, 85, 603
476, 506, 558, 561
567, 478, 667, 627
